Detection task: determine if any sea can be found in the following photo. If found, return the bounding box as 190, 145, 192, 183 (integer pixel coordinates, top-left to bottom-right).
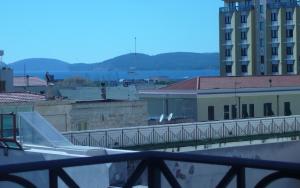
14, 69, 219, 81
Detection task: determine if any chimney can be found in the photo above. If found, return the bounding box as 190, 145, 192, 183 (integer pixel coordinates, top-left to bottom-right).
26, 75, 30, 87
101, 82, 107, 100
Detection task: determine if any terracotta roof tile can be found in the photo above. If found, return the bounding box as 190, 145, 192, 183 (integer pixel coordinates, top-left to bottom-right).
14, 77, 47, 87
161, 75, 300, 91
0, 93, 45, 103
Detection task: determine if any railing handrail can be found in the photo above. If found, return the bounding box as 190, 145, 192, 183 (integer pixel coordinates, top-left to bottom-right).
0, 151, 300, 175
63, 115, 300, 135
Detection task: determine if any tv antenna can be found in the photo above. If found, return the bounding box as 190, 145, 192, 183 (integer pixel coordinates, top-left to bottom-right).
0, 50, 4, 64
159, 114, 164, 123
167, 113, 173, 121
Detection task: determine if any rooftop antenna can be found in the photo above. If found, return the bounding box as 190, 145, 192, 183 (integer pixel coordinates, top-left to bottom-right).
0, 50, 4, 64
167, 113, 173, 121
159, 114, 164, 123
134, 37, 137, 56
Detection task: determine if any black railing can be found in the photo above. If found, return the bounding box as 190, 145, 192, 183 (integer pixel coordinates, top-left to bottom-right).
0, 151, 300, 187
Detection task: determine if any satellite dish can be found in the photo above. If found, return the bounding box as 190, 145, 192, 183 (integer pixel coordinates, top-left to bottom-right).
167, 113, 173, 121
159, 114, 164, 123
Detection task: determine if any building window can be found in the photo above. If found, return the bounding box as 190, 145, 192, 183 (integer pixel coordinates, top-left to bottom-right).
271, 12, 277, 21
208, 106, 214, 121
231, 105, 237, 119
286, 29, 293, 38
260, 38, 264, 47
241, 31, 247, 40
241, 47, 247, 57
241, 65, 248, 73
259, 5, 264, 13
286, 11, 292, 21
241, 15, 247, 24
287, 46, 293, 55
272, 64, 279, 73
242, 104, 248, 118
261, 56, 264, 64
225, 65, 232, 73
225, 16, 231, 24
287, 64, 294, 73
271, 47, 278, 56
284, 102, 292, 116
224, 105, 230, 120
271, 29, 278, 39
249, 104, 254, 118
225, 48, 231, 57
225, 32, 231, 41
264, 103, 274, 117
0, 81, 5, 93
259, 22, 264, 31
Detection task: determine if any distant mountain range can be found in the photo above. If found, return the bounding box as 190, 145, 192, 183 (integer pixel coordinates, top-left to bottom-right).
8, 52, 219, 72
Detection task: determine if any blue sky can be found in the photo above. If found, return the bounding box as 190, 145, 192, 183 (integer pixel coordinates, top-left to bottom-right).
0, 1, 223, 63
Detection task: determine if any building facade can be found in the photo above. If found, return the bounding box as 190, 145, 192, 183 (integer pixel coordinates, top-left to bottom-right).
220, 0, 300, 76
139, 76, 300, 123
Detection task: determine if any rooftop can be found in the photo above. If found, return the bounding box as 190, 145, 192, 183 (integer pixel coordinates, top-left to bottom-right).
14, 76, 47, 87
160, 75, 300, 91
0, 93, 46, 103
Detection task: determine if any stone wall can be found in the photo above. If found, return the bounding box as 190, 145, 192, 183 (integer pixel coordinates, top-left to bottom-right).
70, 100, 147, 131
34, 100, 148, 132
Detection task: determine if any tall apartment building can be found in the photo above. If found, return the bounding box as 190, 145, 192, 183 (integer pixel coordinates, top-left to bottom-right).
220, 0, 300, 76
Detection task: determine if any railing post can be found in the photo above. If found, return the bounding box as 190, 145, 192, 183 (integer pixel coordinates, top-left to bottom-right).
105, 131, 108, 148
137, 128, 140, 145
148, 160, 161, 188
209, 123, 212, 140
237, 168, 245, 188
88, 132, 91, 146
271, 118, 274, 134
167, 126, 170, 144
121, 129, 124, 147
195, 124, 198, 142
49, 170, 58, 188
181, 124, 184, 142
235, 121, 238, 137
70, 133, 74, 145
223, 122, 225, 139
283, 118, 286, 133
152, 127, 155, 145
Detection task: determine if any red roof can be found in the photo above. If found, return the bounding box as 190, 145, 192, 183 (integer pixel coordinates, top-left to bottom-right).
161, 75, 300, 90
14, 77, 47, 87
0, 93, 46, 103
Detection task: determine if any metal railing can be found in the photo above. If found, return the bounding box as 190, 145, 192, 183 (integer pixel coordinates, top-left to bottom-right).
267, 1, 300, 9
63, 115, 300, 149
220, 5, 254, 13
0, 151, 300, 188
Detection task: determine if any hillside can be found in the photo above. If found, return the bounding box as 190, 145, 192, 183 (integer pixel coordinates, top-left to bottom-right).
9, 52, 219, 72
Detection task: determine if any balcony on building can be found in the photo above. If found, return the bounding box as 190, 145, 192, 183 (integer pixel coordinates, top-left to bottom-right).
224, 24, 233, 30
286, 20, 294, 26
271, 54, 279, 61
240, 39, 249, 45
271, 37, 279, 44
286, 55, 294, 61
224, 56, 233, 63
240, 56, 249, 64
286, 37, 294, 43
220, 3, 254, 13
267, 1, 300, 9
270, 21, 279, 27
224, 40, 233, 46
286, 60, 295, 74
